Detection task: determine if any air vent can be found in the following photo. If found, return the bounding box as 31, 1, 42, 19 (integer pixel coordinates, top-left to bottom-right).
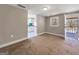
17, 4, 26, 8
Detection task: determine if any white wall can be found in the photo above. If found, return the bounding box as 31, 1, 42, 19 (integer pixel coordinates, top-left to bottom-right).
37, 15, 45, 34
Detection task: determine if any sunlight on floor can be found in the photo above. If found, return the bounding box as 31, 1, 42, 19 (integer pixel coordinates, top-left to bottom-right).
28, 26, 37, 38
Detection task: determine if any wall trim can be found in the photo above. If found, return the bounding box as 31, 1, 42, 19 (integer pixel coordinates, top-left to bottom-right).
0, 32, 64, 48
44, 32, 65, 38
37, 32, 46, 36
0, 37, 27, 48
27, 32, 46, 39
37, 32, 64, 38
0, 32, 45, 48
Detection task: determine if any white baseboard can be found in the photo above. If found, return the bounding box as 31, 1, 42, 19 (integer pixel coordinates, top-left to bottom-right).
44, 32, 64, 38
0, 32, 45, 48
37, 32, 46, 36
0, 32, 64, 48
37, 32, 64, 38
0, 37, 27, 48
27, 32, 46, 39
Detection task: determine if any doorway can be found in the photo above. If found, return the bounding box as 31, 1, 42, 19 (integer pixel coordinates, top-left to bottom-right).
65, 14, 78, 40
27, 15, 37, 38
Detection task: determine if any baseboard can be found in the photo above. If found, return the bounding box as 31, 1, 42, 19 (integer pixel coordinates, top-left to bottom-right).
27, 32, 46, 39
37, 32, 64, 38
37, 32, 46, 36
44, 32, 64, 38
0, 32, 64, 48
0, 37, 27, 48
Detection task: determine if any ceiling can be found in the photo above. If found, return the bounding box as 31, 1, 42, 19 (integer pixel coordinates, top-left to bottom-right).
10, 4, 79, 16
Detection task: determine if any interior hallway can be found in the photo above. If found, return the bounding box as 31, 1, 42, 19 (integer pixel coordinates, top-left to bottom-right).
1, 34, 79, 55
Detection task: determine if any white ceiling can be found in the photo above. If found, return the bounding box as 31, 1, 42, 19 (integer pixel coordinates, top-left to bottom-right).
10, 4, 79, 16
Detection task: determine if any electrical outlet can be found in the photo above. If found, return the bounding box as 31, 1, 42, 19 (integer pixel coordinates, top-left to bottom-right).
11, 35, 14, 38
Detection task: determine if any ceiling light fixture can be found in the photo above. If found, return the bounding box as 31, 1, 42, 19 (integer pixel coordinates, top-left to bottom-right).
43, 7, 48, 11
